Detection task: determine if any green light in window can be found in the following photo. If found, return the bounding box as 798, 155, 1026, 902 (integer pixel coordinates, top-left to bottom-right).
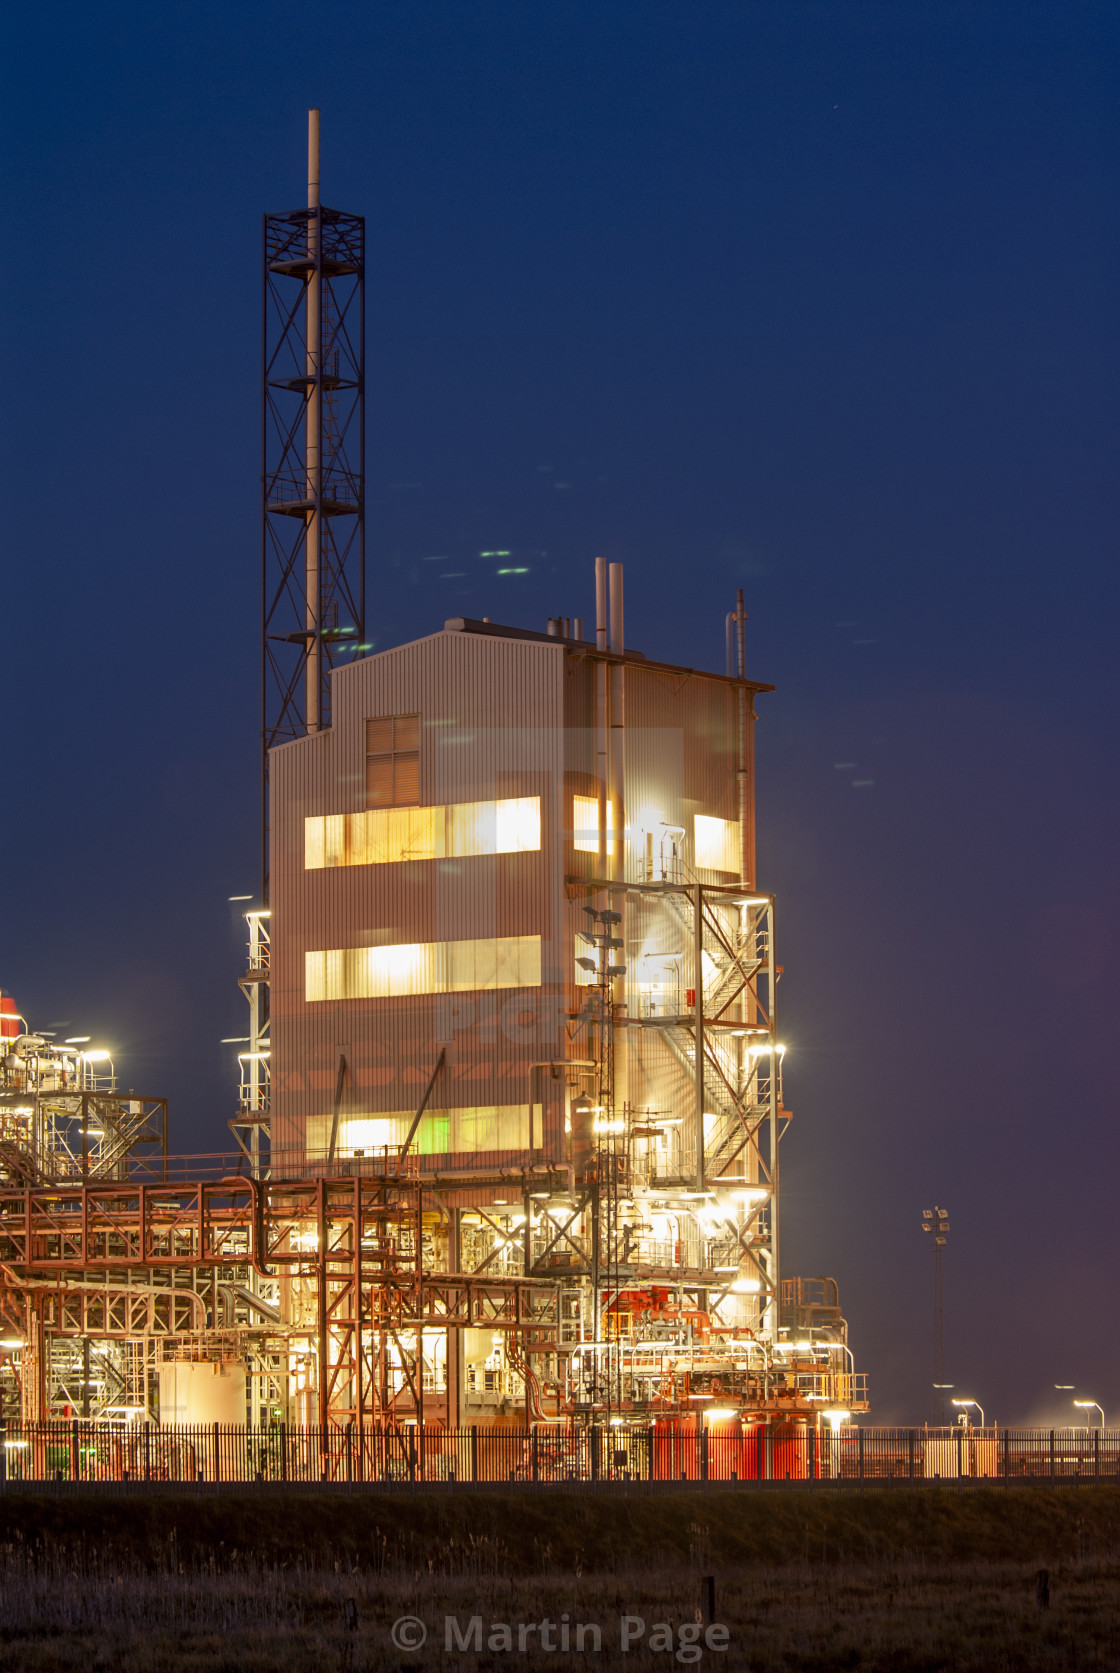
497, 567, 529, 575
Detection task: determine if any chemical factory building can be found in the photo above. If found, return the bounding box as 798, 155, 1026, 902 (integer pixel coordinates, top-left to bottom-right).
271, 580, 769, 1198
0, 117, 867, 1448
0, 567, 866, 1434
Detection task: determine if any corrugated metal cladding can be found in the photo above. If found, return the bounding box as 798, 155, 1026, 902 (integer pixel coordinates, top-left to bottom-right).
562, 652, 746, 1130
618, 661, 741, 873
272, 626, 749, 1174
271, 629, 568, 1170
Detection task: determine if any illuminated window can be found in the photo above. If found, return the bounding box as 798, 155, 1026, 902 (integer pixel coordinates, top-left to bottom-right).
307, 1105, 529, 1157
694, 814, 739, 873
572, 795, 599, 854
366, 714, 420, 808
454, 1106, 529, 1151
305, 936, 542, 1001
305, 797, 540, 869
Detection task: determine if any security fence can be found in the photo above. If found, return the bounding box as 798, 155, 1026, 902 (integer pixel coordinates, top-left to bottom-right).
0, 1422, 1117, 1486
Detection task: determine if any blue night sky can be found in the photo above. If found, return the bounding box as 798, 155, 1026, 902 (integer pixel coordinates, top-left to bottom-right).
2, 1, 1117, 1424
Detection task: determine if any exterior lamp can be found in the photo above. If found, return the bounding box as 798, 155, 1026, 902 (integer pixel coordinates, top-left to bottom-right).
951, 1398, 985, 1428
1074, 1400, 1105, 1428
824, 1410, 850, 1432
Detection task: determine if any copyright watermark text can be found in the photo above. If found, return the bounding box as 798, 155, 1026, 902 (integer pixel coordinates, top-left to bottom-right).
390, 1614, 729, 1662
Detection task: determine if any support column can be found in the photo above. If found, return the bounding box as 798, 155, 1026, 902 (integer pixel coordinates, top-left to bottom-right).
694, 884, 706, 1188
316, 1177, 329, 1432
447, 1207, 463, 1428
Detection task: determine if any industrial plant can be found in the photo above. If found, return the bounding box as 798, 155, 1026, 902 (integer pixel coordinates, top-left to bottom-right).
0, 114, 868, 1476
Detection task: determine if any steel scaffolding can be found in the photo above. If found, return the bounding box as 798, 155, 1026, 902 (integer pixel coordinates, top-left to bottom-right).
261, 110, 365, 898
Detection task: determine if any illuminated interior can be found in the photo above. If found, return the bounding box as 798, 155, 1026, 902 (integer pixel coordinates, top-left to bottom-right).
306, 1104, 531, 1156
572, 795, 599, 854
693, 813, 738, 872
304, 796, 541, 869
305, 935, 542, 1001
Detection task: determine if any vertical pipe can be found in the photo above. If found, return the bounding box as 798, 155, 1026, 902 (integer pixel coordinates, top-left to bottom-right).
767, 903, 779, 1339
594, 558, 609, 875
354, 1176, 363, 1451
736, 589, 752, 888
448, 1207, 462, 1429
590, 1180, 601, 1349
305, 108, 322, 732
607, 563, 627, 1120
608, 562, 625, 882
416, 1184, 425, 1437
260, 213, 270, 899
725, 612, 735, 678
608, 563, 624, 655
316, 1177, 328, 1431
694, 884, 706, 1188
357, 175, 366, 687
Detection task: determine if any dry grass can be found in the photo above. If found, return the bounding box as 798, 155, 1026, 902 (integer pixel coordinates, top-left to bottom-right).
0, 1488, 1116, 1669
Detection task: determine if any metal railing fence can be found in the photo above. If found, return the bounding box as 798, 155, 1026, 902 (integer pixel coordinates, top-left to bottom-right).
0, 1423, 1117, 1486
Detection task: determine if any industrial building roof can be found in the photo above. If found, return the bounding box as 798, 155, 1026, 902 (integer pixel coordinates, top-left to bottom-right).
442, 616, 774, 693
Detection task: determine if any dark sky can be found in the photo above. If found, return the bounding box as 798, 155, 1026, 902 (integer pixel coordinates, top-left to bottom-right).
2, 1, 1117, 1425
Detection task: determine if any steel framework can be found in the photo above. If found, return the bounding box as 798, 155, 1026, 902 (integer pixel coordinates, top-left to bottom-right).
0, 1164, 860, 1430
261, 110, 365, 897
570, 879, 784, 1342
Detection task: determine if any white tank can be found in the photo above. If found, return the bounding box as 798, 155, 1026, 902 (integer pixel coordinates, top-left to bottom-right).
158, 1360, 246, 1426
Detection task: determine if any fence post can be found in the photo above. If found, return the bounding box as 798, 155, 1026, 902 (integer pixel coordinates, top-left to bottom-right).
531, 1426, 539, 1484
590, 1424, 599, 1482
1049, 1430, 1055, 1481
908, 1429, 914, 1481
1003, 1429, 1009, 1484
700, 1423, 709, 1483
647, 1425, 654, 1483
213, 1421, 220, 1484
1095, 1429, 1100, 1481
471, 1424, 478, 1484
808, 1425, 816, 1484
346, 1420, 354, 1484
0, 1421, 6, 1486
858, 1426, 864, 1488
70, 1418, 79, 1482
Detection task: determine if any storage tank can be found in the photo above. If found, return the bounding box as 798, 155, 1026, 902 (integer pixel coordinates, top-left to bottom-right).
158, 1360, 246, 1425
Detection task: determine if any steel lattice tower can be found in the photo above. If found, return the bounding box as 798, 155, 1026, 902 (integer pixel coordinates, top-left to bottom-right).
261, 109, 365, 898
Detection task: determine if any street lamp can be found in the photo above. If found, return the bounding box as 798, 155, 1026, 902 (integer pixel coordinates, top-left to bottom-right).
921, 1206, 950, 1422
952, 1398, 985, 1429
1074, 1400, 1105, 1429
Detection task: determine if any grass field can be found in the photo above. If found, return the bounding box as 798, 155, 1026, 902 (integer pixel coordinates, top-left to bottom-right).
0, 1485, 1117, 1670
